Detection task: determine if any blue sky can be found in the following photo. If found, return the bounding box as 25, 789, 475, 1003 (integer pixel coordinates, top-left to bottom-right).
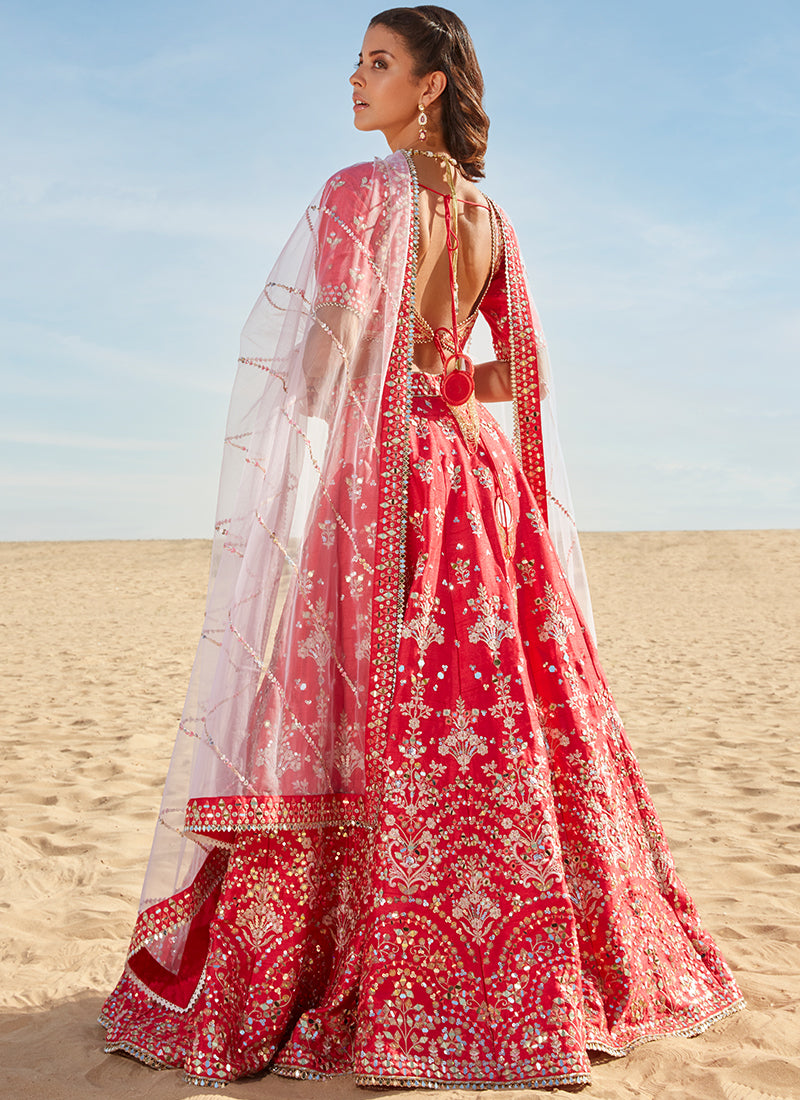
2, 0, 798, 538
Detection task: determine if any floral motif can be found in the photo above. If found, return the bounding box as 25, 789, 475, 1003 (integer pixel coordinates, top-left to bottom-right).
397, 673, 433, 733
503, 818, 561, 892
466, 508, 482, 533
440, 697, 487, 770
319, 519, 337, 547
489, 672, 525, 732
296, 598, 334, 669
233, 871, 283, 950
451, 558, 471, 586
466, 584, 515, 664
345, 473, 364, 499
334, 713, 362, 783
517, 558, 539, 586
345, 570, 365, 598
473, 465, 494, 490
412, 457, 434, 482
452, 858, 502, 944
536, 581, 576, 649
402, 582, 445, 660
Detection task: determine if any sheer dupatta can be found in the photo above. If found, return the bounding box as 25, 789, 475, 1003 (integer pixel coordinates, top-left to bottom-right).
127, 154, 413, 1003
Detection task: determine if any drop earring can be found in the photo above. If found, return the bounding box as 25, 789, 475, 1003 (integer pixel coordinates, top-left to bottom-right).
417, 102, 428, 143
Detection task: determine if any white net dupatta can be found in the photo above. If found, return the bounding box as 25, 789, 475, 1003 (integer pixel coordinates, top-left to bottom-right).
536, 338, 595, 639
135, 154, 412, 977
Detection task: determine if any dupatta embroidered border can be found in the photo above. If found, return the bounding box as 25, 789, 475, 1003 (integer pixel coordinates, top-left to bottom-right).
362, 152, 419, 816
498, 210, 548, 526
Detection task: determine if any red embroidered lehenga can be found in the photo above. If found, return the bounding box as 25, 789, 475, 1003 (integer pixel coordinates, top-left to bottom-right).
100, 151, 743, 1089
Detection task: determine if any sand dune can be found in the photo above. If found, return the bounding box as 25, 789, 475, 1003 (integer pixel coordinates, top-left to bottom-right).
1, 532, 798, 1099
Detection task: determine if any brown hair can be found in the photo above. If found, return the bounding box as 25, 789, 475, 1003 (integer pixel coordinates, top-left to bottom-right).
368, 6, 489, 180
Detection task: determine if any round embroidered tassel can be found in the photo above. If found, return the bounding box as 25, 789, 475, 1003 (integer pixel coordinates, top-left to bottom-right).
441, 352, 475, 405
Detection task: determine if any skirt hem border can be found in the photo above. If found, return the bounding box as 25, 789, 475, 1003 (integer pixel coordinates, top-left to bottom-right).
99, 994, 745, 1090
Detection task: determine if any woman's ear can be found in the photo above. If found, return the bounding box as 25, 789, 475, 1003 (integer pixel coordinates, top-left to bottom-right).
422, 69, 447, 108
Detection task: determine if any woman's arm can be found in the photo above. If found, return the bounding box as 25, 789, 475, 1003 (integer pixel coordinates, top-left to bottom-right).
473, 359, 511, 402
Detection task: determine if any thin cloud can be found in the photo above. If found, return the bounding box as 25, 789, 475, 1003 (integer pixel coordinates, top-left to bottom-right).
47, 332, 231, 395
0, 430, 176, 452
4, 179, 285, 245
48, 45, 220, 90
655, 459, 798, 500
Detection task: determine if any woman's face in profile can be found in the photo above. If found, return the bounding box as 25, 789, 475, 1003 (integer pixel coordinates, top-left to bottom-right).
350, 24, 422, 145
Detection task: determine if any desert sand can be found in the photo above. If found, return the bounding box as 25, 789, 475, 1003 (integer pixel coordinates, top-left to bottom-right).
1, 532, 798, 1099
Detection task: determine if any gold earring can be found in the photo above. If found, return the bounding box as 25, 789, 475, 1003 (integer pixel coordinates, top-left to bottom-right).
418, 102, 428, 143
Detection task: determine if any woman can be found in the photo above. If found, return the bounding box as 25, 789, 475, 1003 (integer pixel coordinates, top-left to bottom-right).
101, 6, 743, 1090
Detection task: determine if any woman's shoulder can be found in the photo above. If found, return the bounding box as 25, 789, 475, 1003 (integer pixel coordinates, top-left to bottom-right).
311, 155, 412, 245
315, 155, 411, 233
322, 160, 373, 193
473, 186, 509, 225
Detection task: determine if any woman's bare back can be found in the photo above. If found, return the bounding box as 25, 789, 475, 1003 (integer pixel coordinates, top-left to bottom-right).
411, 157, 497, 374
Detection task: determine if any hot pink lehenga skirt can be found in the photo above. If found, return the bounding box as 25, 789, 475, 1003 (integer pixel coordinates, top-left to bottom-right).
101, 373, 743, 1088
